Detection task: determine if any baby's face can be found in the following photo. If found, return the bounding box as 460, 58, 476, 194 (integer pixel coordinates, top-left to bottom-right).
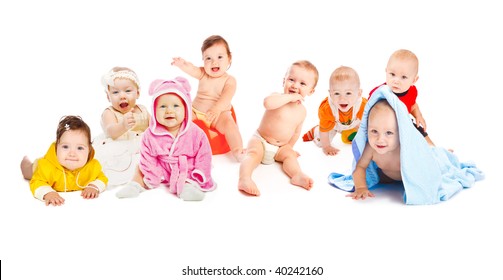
56, 130, 90, 171
283, 65, 316, 98
367, 106, 399, 155
329, 79, 362, 112
107, 78, 139, 114
202, 43, 231, 78
385, 58, 418, 94
155, 94, 185, 134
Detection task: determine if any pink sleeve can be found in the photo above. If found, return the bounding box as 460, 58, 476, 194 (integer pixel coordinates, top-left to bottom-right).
190, 131, 214, 190
139, 133, 162, 188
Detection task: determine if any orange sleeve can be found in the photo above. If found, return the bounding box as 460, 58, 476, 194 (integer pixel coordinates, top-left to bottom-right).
318, 97, 336, 132
356, 97, 368, 120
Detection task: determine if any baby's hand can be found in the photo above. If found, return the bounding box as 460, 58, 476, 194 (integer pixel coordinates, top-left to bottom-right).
322, 145, 340, 156
171, 57, 186, 67
346, 187, 375, 200
206, 109, 220, 124
82, 186, 99, 199
290, 94, 304, 104
44, 192, 65, 206
415, 115, 427, 131
122, 111, 136, 130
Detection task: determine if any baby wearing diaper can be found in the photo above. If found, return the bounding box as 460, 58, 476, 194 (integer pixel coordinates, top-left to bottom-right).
252, 132, 279, 165
93, 67, 151, 186
238, 60, 319, 196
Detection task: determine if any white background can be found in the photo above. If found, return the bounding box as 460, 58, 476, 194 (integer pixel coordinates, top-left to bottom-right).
1, 1, 501, 279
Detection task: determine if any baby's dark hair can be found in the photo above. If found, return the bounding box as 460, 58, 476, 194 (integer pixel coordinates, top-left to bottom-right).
56, 115, 92, 147
201, 35, 232, 60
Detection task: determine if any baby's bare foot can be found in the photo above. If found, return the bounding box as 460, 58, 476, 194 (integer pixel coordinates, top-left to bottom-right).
291, 173, 313, 190
238, 177, 260, 196
21, 156, 33, 180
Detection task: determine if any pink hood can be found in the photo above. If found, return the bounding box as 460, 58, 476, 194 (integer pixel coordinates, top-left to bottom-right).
148, 76, 192, 137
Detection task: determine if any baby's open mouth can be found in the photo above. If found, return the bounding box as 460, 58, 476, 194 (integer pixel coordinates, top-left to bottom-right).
120, 102, 129, 108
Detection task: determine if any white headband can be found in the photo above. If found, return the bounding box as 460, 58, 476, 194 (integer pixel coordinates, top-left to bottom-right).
101, 69, 140, 91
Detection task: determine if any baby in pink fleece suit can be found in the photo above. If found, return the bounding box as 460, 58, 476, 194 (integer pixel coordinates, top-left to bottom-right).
116, 77, 216, 200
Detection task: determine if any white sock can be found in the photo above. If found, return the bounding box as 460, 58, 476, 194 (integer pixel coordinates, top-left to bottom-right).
179, 181, 205, 201
116, 181, 144, 198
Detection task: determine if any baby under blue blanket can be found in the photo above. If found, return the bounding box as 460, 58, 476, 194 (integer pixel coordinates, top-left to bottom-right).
328, 85, 485, 205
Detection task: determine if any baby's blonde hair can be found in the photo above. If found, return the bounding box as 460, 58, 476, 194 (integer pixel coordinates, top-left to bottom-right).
290, 60, 319, 88
329, 66, 360, 88
369, 99, 395, 122
388, 49, 419, 75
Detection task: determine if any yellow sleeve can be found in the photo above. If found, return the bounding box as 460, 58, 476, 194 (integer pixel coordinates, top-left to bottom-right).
87, 159, 108, 191
29, 159, 56, 197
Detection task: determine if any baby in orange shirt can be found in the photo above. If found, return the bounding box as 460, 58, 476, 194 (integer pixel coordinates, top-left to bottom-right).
303, 66, 367, 155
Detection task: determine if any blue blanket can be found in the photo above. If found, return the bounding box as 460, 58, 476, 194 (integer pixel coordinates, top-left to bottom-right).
328, 85, 484, 205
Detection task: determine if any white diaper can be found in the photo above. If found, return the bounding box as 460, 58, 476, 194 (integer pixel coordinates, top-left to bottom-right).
253, 132, 279, 165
